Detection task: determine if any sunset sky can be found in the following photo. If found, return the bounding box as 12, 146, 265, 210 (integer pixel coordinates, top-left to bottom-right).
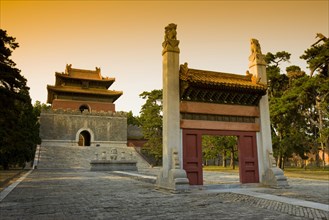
1, 0, 328, 115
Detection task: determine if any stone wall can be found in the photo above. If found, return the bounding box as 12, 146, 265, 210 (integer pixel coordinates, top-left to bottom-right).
40, 109, 127, 147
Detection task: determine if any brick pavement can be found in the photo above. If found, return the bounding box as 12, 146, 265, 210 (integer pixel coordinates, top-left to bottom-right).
1, 169, 328, 220
202, 171, 329, 205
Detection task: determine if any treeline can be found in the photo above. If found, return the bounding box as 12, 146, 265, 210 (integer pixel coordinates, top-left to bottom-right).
267, 34, 329, 168
127, 90, 163, 165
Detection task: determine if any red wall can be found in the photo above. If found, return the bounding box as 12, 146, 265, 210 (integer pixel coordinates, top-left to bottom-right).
52, 99, 116, 112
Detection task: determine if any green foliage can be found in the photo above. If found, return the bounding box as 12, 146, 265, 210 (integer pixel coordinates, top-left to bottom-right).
300, 34, 329, 77
299, 35, 329, 167
202, 136, 222, 161
266, 51, 312, 167
126, 110, 141, 126
0, 29, 40, 169
264, 51, 291, 68
267, 35, 329, 168
33, 100, 50, 116
202, 135, 237, 168
270, 77, 314, 166
138, 89, 163, 165
265, 52, 290, 97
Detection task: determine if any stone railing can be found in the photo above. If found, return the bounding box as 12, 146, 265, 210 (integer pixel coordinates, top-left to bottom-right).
90, 148, 137, 171
94, 148, 136, 161
41, 108, 127, 117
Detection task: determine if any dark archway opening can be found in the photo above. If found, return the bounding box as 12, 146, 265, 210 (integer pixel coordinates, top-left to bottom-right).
79, 104, 90, 113
78, 130, 91, 146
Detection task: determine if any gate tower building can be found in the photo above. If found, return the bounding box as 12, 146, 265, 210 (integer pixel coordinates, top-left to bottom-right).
40, 65, 126, 151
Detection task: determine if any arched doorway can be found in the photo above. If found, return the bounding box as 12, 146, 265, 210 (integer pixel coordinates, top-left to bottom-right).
79, 104, 90, 113
78, 130, 91, 146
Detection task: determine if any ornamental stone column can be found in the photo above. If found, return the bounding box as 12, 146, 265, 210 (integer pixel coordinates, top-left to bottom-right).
248, 39, 288, 188
156, 23, 189, 191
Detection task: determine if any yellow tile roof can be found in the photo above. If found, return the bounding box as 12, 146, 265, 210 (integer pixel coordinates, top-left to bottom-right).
56, 72, 115, 82
180, 67, 267, 91
47, 85, 123, 97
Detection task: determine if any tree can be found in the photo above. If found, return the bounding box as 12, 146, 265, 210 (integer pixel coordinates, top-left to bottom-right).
0, 29, 40, 169
138, 89, 163, 165
202, 135, 222, 166
300, 33, 329, 77
265, 51, 311, 168
266, 51, 293, 167
126, 110, 141, 126
202, 135, 237, 169
264, 51, 290, 98
33, 100, 50, 117
269, 78, 310, 168
266, 35, 329, 168
300, 33, 329, 167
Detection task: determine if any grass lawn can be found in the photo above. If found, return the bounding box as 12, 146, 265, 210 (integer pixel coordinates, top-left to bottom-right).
283, 167, 329, 181
203, 166, 329, 181
203, 166, 239, 173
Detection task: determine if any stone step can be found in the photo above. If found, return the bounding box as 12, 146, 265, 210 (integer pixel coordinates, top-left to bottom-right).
37, 145, 152, 170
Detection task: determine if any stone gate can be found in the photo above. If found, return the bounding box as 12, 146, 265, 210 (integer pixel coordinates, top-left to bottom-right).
156, 23, 288, 190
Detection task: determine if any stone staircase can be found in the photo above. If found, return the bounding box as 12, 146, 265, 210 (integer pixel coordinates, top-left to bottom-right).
36, 145, 153, 171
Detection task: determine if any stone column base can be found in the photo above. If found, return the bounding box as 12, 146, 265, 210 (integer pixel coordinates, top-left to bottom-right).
156, 168, 190, 191
262, 167, 289, 188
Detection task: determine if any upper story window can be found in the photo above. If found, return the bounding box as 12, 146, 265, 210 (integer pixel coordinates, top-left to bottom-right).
79, 104, 90, 113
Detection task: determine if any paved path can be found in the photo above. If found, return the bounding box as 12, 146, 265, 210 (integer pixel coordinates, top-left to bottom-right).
0, 169, 328, 219
203, 171, 329, 205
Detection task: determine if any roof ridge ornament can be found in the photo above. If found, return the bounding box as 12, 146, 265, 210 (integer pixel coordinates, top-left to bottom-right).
246, 70, 262, 84
180, 62, 189, 75
248, 38, 266, 67
65, 64, 72, 74
162, 23, 180, 55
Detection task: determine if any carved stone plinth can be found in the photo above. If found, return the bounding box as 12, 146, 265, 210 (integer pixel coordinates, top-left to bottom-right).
156, 150, 189, 191
263, 167, 289, 188
90, 160, 137, 171
156, 168, 189, 191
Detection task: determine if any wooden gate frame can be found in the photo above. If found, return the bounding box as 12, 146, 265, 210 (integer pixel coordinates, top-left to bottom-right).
182, 129, 259, 185
180, 101, 261, 185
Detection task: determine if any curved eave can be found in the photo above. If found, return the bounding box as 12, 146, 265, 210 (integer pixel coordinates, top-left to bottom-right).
47, 85, 123, 103
179, 66, 268, 106
179, 68, 267, 93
